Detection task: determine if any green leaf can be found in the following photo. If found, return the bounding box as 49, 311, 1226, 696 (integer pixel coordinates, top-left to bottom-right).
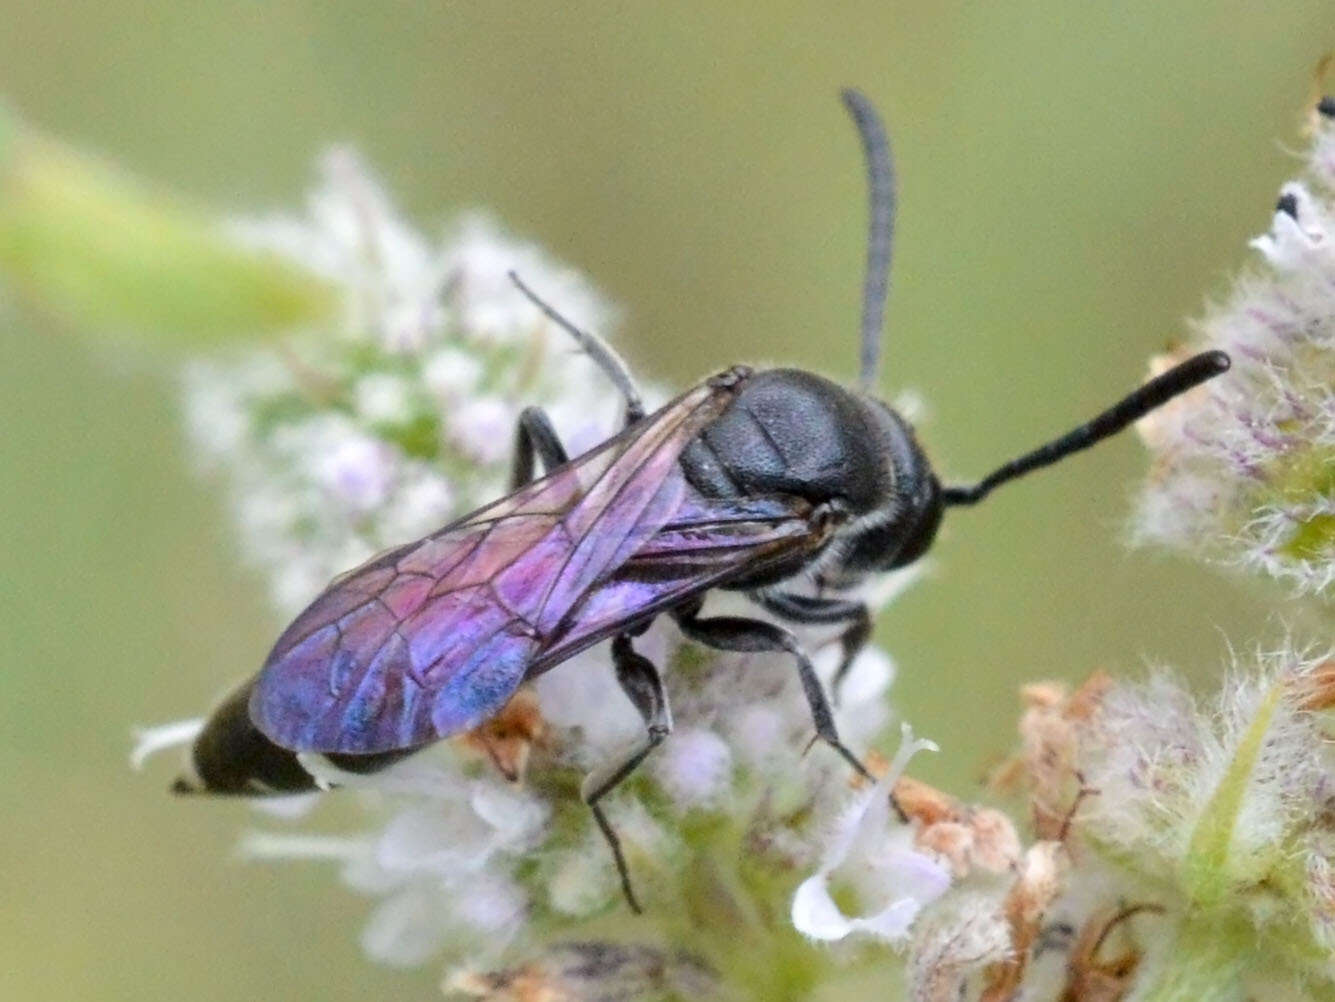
1180, 681, 1281, 906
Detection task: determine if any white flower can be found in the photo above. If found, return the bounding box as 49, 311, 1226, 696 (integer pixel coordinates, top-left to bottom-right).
186, 151, 627, 612
374, 464, 455, 541
241, 749, 542, 967
651, 727, 734, 812
353, 372, 415, 426
423, 347, 484, 404
448, 396, 515, 464
444, 214, 614, 345
792, 724, 950, 943
231, 147, 446, 352
316, 432, 396, 512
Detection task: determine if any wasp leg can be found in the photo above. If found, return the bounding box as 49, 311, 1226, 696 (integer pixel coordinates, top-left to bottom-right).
671, 608, 872, 782
510, 406, 570, 489
581, 633, 672, 914
752, 592, 871, 705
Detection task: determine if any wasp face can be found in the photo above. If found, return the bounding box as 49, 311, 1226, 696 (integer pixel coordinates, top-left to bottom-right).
819, 398, 943, 586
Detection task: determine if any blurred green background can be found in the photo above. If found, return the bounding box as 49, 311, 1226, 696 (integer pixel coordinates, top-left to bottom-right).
0, 3, 1326, 1000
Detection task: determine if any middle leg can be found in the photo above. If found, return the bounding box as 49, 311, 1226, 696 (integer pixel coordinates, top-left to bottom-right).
752, 592, 871, 704
671, 604, 871, 781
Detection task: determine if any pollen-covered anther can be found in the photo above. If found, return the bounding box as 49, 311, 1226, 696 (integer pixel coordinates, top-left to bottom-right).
455, 687, 547, 782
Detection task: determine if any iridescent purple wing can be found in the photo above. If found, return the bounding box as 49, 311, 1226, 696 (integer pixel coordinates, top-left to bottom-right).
249, 374, 750, 755
531, 485, 832, 673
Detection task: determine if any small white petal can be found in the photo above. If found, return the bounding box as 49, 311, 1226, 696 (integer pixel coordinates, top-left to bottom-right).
361, 885, 452, 967
423, 348, 485, 404
270, 558, 328, 617
837, 647, 895, 707
128, 718, 203, 770
547, 841, 618, 916
791, 723, 946, 943
791, 873, 857, 941
451, 872, 526, 936
354, 373, 416, 425
319, 435, 397, 512
652, 727, 734, 811
377, 804, 488, 875
238, 831, 370, 864
879, 846, 953, 902
469, 782, 550, 845
849, 896, 924, 941
727, 704, 790, 769
375, 467, 456, 542
532, 649, 642, 756
249, 793, 322, 820
791, 852, 948, 943
449, 397, 514, 463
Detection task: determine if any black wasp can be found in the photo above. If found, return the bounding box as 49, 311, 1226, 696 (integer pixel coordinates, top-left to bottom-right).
177, 90, 1230, 912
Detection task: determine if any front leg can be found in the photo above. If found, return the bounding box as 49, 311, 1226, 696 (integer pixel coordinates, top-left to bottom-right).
510, 406, 570, 489
752, 592, 871, 704
671, 605, 871, 782
582, 633, 673, 914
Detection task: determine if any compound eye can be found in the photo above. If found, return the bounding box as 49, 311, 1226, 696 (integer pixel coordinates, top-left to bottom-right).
838, 517, 905, 576
835, 481, 943, 578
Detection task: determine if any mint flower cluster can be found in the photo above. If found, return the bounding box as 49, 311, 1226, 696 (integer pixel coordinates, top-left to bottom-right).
1134, 105, 1335, 595
182, 149, 625, 617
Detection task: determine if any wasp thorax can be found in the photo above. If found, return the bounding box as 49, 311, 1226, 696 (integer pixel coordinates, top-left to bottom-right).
680, 369, 941, 588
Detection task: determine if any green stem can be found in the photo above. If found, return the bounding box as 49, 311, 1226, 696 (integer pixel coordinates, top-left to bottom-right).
0, 100, 337, 345
1136, 919, 1249, 1002
1180, 681, 1281, 907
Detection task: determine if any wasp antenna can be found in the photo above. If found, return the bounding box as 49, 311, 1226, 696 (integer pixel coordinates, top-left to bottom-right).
840, 88, 897, 394
508, 270, 646, 423
942, 350, 1231, 506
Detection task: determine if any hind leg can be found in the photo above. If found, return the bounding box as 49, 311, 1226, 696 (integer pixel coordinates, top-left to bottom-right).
582, 634, 672, 914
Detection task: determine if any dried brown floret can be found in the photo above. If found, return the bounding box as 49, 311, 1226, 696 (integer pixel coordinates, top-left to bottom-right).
455, 687, 547, 782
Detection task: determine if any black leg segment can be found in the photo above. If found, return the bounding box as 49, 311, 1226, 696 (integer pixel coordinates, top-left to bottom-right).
672, 607, 871, 781
510, 406, 570, 489
581, 633, 673, 914
753, 592, 871, 703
